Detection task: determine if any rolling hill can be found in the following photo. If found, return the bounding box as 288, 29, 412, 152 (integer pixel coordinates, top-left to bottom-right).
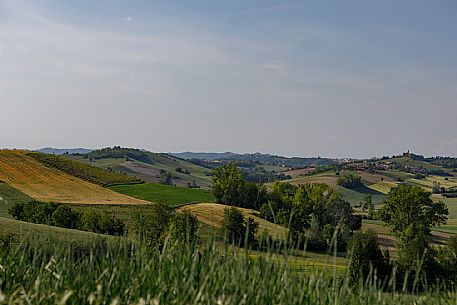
177, 202, 288, 240
67, 147, 214, 189
0, 150, 148, 205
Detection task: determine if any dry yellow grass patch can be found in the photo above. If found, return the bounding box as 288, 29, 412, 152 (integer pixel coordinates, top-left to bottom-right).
177, 203, 288, 239
287, 175, 338, 187
0, 150, 148, 205
283, 168, 316, 178
356, 171, 394, 184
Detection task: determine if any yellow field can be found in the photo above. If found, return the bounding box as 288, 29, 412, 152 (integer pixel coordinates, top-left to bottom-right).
367, 181, 399, 194
0, 150, 148, 205
278, 175, 338, 187
177, 203, 288, 239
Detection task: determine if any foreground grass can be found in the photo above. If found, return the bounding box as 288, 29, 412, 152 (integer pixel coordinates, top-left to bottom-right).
109, 183, 215, 207
0, 237, 455, 304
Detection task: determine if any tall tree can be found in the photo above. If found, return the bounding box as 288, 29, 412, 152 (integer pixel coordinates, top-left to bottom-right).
212, 163, 245, 206
380, 185, 448, 267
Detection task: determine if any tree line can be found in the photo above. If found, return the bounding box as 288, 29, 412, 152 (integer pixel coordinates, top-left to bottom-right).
9, 201, 126, 236
212, 163, 361, 251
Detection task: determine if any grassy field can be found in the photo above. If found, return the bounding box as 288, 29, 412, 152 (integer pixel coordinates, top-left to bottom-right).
367, 181, 400, 194
0, 150, 148, 205
1, 234, 453, 304
109, 183, 215, 207
375, 170, 415, 181
338, 186, 386, 206
177, 202, 288, 240
0, 182, 34, 218
274, 173, 339, 187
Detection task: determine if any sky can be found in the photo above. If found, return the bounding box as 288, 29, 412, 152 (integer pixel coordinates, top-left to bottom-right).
0, 0, 456, 158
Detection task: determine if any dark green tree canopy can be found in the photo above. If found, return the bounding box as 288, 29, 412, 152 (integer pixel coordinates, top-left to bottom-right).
380, 185, 448, 242
212, 162, 245, 206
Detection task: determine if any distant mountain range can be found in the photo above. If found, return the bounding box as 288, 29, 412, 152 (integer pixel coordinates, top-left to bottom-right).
36, 147, 93, 155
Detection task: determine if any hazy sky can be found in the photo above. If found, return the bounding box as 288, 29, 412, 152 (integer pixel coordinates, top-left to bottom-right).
0, 0, 456, 158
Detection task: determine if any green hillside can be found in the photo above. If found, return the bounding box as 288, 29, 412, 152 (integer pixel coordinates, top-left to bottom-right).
0, 183, 34, 218
67, 147, 213, 189
109, 183, 215, 207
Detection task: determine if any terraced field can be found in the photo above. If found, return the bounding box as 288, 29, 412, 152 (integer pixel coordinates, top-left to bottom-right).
0, 150, 148, 205
177, 203, 288, 240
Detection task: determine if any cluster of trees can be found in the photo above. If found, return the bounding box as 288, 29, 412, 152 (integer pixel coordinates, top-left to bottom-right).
28, 152, 141, 186
350, 185, 453, 287
337, 173, 363, 189
213, 163, 360, 250
241, 167, 291, 184
221, 207, 258, 246
213, 163, 268, 210
85, 147, 155, 164
159, 169, 179, 185
175, 167, 191, 175
132, 204, 198, 249
429, 157, 457, 169
260, 182, 359, 250
9, 202, 126, 236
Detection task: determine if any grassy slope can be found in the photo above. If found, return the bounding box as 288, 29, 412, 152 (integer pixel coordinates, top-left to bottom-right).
0, 150, 148, 205
109, 183, 215, 207
0, 182, 34, 218
0, 216, 114, 245
337, 186, 386, 206
177, 202, 288, 240
70, 154, 213, 189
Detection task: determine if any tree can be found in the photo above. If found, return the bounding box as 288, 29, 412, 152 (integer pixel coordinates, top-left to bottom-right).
221, 207, 246, 245
337, 173, 363, 189
380, 185, 448, 268
169, 210, 199, 244
380, 185, 448, 243
133, 204, 173, 249
221, 207, 259, 246
212, 163, 245, 205
348, 230, 391, 282
51, 205, 80, 229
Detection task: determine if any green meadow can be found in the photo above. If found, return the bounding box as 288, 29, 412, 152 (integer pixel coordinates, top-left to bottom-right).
109, 183, 215, 207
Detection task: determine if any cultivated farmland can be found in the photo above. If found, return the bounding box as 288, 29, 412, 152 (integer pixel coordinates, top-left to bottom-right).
0, 150, 148, 205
